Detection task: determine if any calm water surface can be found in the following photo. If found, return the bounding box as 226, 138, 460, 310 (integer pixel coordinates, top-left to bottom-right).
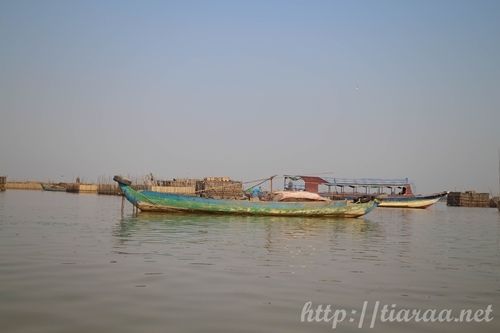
1, 190, 499, 333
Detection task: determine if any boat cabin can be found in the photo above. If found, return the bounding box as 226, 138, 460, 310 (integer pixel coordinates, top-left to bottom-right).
284, 175, 414, 199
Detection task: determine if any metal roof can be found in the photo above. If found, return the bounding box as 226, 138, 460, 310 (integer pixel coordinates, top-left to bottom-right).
322, 178, 410, 187
285, 175, 410, 187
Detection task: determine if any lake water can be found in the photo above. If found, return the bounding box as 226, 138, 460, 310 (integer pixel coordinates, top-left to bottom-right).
0, 190, 499, 333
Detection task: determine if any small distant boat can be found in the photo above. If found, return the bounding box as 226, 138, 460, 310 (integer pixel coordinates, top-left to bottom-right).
114, 176, 377, 218
377, 192, 448, 209
41, 183, 67, 192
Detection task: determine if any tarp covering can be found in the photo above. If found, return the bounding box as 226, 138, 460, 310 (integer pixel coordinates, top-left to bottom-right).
273, 191, 330, 202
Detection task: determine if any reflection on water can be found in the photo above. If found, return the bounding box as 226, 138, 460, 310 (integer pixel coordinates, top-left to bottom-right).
114, 213, 381, 249
0, 190, 499, 333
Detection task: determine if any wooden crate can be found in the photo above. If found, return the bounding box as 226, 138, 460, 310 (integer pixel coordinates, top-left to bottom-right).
201, 178, 243, 199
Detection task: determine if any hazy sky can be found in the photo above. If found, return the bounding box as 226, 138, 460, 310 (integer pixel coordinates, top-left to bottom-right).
1, 0, 499, 193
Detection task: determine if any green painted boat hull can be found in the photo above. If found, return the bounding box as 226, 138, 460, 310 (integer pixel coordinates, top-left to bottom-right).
115, 178, 377, 218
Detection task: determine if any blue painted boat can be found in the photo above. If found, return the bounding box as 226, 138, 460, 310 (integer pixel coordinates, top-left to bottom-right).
114, 176, 377, 218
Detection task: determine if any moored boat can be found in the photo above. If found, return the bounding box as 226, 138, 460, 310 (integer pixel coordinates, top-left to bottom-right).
114, 176, 377, 218
377, 192, 448, 209
283, 175, 447, 209
41, 183, 67, 192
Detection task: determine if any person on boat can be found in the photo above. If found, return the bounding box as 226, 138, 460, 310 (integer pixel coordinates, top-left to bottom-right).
251, 187, 263, 200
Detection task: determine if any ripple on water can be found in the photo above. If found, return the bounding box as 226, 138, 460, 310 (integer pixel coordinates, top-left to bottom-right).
0, 192, 499, 333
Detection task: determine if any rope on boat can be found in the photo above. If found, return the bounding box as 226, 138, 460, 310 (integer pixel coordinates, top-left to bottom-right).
243, 176, 276, 192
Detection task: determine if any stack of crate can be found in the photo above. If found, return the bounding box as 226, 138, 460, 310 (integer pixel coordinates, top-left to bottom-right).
447, 191, 490, 207
200, 177, 243, 199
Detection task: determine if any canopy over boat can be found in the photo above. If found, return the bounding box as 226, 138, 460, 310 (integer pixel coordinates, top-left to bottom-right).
284, 175, 447, 209
114, 176, 377, 218
284, 175, 415, 195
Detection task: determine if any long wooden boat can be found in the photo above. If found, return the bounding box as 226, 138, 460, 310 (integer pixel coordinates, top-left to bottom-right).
377, 192, 447, 209
114, 176, 377, 217
41, 183, 67, 192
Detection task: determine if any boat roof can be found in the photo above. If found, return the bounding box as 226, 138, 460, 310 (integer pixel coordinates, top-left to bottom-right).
284, 175, 411, 187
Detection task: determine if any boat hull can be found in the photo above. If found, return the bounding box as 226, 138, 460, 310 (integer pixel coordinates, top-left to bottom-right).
116, 180, 377, 218
377, 192, 447, 209
41, 183, 67, 192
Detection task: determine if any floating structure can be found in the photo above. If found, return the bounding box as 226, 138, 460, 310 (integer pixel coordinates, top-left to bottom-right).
5, 181, 42, 190
97, 184, 121, 195
66, 183, 98, 194
447, 191, 490, 208
0, 176, 6, 192
114, 176, 377, 218
284, 175, 446, 209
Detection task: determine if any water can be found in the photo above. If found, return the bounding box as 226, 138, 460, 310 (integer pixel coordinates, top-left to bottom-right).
1, 190, 499, 333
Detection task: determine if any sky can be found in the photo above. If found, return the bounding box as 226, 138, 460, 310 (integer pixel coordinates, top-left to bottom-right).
0, 0, 499, 193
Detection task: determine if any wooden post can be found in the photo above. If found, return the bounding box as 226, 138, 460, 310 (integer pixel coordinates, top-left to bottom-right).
270, 176, 273, 194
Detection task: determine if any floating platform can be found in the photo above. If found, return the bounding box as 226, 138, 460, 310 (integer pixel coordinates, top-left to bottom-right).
5, 181, 42, 190
66, 183, 98, 193
97, 184, 121, 195
447, 191, 490, 207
